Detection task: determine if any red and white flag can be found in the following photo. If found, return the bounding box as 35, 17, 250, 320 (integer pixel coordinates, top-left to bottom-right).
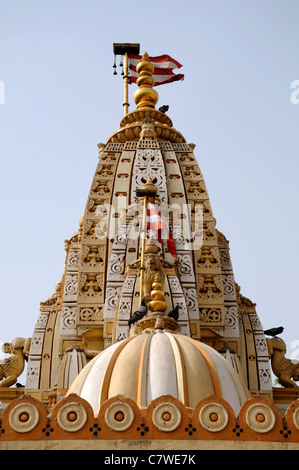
128, 53, 184, 87
146, 202, 177, 259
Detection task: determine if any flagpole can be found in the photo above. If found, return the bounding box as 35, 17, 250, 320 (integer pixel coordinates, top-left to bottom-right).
139, 193, 148, 300
113, 43, 140, 115
136, 177, 158, 304
123, 52, 129, 116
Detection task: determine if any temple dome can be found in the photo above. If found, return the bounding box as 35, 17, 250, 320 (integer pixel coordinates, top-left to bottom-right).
67, 330, 250, 416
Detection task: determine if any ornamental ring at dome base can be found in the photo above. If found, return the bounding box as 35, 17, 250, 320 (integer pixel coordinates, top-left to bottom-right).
105, 402, 135, 431
9, 403, 40, 433
294, 407, 299, 430
152, 402, 182, 432
246, 404, 276, 433
199, 403, 229, 432
57, 402, 88, 432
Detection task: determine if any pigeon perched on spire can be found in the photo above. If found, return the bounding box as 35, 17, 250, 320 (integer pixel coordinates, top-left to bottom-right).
168, 304, 179, 321
158, 105, 169, 113
263, 326, 284, 337
128, 298, 148, 327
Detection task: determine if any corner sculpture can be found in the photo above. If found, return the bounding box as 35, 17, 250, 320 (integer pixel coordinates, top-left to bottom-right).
0, 337, 31, 387
266, 336, 299, 388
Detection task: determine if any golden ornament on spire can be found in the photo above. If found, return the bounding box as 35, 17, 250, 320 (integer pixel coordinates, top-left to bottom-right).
148, 281, 167, 314
136, 176, 158, 198
133, 52, 159, 110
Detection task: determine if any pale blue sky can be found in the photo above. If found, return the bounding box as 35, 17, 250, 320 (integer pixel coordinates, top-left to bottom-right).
0, 0, 298, 364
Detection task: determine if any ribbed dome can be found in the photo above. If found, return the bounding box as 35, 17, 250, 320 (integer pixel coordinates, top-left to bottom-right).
67, 331, 250, 416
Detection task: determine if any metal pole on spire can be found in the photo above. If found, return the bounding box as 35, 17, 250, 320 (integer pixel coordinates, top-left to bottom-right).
136, 178, 158, 302
113, 43, 140, 115
123, 51, 129, 115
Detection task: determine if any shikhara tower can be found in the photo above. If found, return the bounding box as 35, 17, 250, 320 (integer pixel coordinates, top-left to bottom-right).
0, 48, 298, 450
26, 50, 272, 396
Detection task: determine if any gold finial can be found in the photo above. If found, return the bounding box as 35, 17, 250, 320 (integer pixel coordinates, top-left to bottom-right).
148, 280, 167, 313
136, 176, 158, 198
145, 237, 159, 255
133, 52, 159, 110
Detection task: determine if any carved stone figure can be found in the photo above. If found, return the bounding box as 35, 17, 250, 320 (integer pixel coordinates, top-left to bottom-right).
143, 256, 166, 298
139, 117, 157, 140
0, 337, 31, 387
267, 337, 299, 388
128, 238, 174, 299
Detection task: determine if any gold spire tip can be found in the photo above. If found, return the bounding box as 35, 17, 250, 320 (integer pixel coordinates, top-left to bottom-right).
133, 52, 159, 110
